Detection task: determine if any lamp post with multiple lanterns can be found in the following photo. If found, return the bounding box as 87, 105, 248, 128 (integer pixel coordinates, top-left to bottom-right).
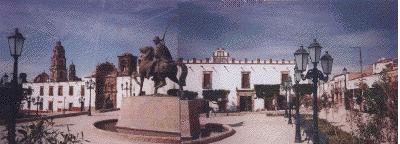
86, 79, 95, 116
294, 39, 333, 143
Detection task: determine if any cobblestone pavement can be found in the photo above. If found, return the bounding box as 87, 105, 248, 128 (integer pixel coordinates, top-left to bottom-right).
0, 111, 309, 144
201, 113, 308, 144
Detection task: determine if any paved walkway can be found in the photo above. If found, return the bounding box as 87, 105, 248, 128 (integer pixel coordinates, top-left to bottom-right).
201, 113, 308, 144
1, 111, 309, 144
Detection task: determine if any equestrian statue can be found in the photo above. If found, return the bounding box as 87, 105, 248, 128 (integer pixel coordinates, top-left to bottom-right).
134, 36, 188, 96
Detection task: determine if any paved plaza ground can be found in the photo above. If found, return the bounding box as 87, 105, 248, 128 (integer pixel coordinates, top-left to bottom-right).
201, 113, 308, 144
0, 110, 311, 144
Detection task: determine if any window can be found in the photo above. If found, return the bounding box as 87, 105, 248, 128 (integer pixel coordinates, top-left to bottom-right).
281, 71, 289, 83
69, 86, 74, 96
203, 72, 212, 89
81, 85, 85, 96
27, 86, 32, 95
241, 72, 250, 89
58, 86, 63, 96
40, 86, 44, 96
49, 86, 54, 96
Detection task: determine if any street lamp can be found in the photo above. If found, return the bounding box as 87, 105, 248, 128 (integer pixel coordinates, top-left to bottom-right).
282, 76, 293, 122
26, 96, 32, 115
122, 82, 129, 97
33, 97, 43, 115
1, 73, 9, 85
294, 39, 333, 143
8, 28, 25, 84
285, 77, 293, 124
79, 96, 85, 112
293, 66, 302, 143
342, 67, 349, 109
6, 28, 25, 144
85, 79, 95, 116
294, 45, 309, 72
63, 97, 66, 114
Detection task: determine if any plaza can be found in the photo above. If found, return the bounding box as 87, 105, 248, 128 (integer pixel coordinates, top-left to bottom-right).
0, 110, 311, 144
0, 0, 397, 143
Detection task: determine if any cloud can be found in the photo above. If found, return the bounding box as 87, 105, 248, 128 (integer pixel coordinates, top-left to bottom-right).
177, 1, 239, 41
176, 0, 396, 75
0, 0, 396, 80
0, 0, 179, 80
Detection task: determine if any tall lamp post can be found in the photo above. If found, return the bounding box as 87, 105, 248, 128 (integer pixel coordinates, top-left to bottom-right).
33, 97, 43, 116
86, 79, 95, 116
294, 39, 333, 143
6, 28, 25, 144
342, 68, 348, 109
122, 82, 129, 97
26, 96, 32, 115
282, 76, 293, 124
79, 96, 85, 112
294, 66, 302, 143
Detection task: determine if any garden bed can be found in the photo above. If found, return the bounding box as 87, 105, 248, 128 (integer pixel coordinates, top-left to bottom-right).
301, 114, 360, 143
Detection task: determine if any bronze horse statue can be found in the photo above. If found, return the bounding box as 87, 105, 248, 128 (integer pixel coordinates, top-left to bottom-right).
133, 46, 187, 95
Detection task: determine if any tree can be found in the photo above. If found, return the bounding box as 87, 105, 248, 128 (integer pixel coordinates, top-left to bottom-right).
351, 70, 397, 143
0, 82, 32, 143
202, 89, 230, 112
254, 85, 280, 110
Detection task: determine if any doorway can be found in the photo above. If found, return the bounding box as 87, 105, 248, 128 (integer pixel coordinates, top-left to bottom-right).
68, 103, 73, 111
240, 96, 252, 111
48, 101, 53, 111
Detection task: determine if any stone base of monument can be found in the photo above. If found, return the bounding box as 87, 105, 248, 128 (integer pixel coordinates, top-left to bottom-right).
116, 96, 202, 140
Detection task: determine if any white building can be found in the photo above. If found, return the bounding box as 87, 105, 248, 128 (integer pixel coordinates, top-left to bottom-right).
317, 57, 397, 105
22, 77, 96, 113
22, 48, 297, 113
116, 48, 296, 112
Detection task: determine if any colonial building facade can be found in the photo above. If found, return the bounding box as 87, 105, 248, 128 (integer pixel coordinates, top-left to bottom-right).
23, 45, 296, 112
22, 41, 94, 113
116, 48, 296, 112
317, 57, 398, 108
23, 78, 95, 112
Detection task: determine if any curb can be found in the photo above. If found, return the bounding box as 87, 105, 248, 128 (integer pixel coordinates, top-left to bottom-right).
93, 119, 235, 144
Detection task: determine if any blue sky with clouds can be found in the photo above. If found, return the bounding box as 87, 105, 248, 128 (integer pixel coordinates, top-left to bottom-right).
0, 0, 397, 80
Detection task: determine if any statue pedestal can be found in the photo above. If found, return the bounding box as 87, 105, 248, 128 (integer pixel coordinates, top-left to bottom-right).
116, 96, 202, 139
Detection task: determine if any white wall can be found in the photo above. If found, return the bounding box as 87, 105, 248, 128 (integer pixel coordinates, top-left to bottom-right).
22, 77, 96, 112
184, 63, 294, 111
116, 76, 179, 108
253, 98, 265, 111
115, 62, 295, 111
318, 73, 382, 98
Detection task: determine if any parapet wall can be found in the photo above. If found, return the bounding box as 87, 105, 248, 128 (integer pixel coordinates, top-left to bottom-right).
183, 58, 294, 64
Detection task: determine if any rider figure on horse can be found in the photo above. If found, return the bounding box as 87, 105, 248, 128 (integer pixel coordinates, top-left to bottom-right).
147, 36, 173, 88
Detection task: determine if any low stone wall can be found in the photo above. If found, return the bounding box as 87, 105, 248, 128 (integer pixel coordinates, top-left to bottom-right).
182, 124, 236, 144
97, 108, 120, 113
93, 119, 235, 144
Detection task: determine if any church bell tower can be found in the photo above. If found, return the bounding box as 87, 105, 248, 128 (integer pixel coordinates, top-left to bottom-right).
50, 41, 68, 82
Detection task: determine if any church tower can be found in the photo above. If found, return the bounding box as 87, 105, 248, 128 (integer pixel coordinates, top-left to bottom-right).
50, 41, 68, 82
117, 53, 137, 76
68, 61, 80, 81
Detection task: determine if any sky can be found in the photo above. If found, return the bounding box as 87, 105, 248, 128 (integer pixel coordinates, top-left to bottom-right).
0, 0, 397, 80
